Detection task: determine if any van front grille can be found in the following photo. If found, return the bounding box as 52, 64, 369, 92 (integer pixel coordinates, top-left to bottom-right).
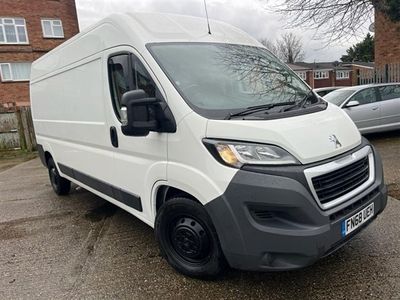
312, 156, 370, 205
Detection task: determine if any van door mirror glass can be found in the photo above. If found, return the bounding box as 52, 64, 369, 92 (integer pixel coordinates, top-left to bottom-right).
346, 100, 360, 108
120, 89, 160, 136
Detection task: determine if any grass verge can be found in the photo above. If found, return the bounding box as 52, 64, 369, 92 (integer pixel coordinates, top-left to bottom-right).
0, 150, 38, 173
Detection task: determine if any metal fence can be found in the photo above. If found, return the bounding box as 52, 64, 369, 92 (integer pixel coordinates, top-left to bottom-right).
0, 106, 36, 151
358, 63, 400, 85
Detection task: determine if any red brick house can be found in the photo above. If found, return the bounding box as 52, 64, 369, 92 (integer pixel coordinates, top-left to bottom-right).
375, 10, 400, 66
0, 0, 79, 109
288, 62, 353, 88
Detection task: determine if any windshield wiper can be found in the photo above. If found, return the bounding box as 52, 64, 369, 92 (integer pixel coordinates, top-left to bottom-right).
225, 101, 296, 120
280, 91, 315, 113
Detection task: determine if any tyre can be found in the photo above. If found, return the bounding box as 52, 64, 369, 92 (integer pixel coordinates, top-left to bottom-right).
47, 157, 71, 196
155, 197, 226, 278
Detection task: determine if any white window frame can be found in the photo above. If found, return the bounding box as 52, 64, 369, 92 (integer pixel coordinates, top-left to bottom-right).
0, 62, 32, 82
0, 17, 29, 44
314, 71, 329, 80
336, 70, 350, 80
296, 71, 307, 81
41, 19, 64, 38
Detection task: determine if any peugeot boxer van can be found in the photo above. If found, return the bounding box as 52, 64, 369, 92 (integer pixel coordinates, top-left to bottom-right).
31, 13, 387, 278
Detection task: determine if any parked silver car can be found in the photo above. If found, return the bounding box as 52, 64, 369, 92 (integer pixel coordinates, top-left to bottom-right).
323, 83, 400, 134
314, 86, 346, 97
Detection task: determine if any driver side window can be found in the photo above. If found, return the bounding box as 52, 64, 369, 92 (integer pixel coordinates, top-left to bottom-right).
108, 53, 156, 118
351, 88, 378, 105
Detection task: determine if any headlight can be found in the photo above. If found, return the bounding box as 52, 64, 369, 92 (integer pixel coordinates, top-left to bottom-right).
203, 139, 300, 168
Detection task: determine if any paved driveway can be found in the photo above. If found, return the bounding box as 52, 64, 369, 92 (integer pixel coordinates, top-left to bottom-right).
367, 130, 400, 199
1, 158, 400, 299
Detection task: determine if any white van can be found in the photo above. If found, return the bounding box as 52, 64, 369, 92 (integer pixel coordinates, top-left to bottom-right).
31, 13, 387, 278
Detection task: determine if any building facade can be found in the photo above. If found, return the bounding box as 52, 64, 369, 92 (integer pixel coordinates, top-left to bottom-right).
0, 0, 79, 108
288, 62, 354, 89
375, 10, 400, 66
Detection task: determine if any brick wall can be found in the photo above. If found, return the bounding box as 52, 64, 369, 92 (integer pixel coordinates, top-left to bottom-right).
306, 71, 314, 88
313, 74, 333, 89
0, 82, 30, 106
334, 74, 352, 87
0, 0, 79, 106
375, 10, 400, 66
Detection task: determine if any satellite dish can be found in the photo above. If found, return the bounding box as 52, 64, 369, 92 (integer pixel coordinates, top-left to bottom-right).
369, 23, 375, 32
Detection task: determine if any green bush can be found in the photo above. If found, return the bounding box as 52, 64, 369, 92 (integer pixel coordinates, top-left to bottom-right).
380, 0, 400, 22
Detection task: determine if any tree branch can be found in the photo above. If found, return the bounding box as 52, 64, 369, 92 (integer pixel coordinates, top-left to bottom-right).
264, 0, 375, 44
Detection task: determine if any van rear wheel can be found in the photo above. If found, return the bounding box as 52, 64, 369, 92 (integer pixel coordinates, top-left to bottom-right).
47, 158, 71, 196
155, 197, 226, 278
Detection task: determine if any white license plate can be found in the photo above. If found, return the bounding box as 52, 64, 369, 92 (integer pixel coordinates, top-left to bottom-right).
341, 203, 374, 237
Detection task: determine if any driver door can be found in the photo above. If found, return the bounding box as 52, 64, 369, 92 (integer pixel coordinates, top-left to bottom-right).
104, 46, 168, 220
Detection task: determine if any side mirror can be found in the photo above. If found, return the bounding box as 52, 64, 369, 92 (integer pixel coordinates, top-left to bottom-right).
120, 89, 177, 136
346, 100, 360, 108
120, 90, 160, 136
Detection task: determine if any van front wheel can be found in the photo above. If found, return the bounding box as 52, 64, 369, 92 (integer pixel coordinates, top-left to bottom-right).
48, 158, 71, 196
155, 197, 226, 278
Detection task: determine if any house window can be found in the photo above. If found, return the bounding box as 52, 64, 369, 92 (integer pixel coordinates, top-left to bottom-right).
41, 19, 64, 38
0, 18, 28, 44
0, 62, 32, 82
336, 71, 350, 80
296, 71, 307, 80
314, 71, 329, 79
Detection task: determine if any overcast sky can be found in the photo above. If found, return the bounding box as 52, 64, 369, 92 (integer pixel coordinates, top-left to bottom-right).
75, 0, 371, 62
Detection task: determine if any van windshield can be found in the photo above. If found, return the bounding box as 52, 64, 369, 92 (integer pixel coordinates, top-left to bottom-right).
148, 43, 325, 119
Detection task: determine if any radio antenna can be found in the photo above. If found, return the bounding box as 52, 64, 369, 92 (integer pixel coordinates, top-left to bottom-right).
203, 0, 211, 34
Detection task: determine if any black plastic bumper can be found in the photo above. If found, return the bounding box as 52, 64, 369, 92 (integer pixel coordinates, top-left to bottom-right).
205, 142, 387, 271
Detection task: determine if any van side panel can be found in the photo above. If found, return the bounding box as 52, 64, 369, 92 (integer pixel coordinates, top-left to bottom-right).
31, 22, 139, 212
31, 22, 171, 227
32, 55, 116, 189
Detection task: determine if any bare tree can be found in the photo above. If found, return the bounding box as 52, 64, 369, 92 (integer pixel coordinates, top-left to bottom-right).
259, 33, 305, 63
259, 38, 278, 55
277, 33, 305, 63
267, 0, 376, 44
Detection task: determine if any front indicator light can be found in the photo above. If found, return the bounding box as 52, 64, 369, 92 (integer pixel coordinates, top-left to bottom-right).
215, 144, 242, 168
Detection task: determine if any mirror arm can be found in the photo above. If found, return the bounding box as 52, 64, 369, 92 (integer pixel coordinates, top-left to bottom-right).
155, 102, 176, 133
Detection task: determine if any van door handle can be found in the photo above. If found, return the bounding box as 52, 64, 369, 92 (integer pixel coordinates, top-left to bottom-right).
110, 126, 119, 148
372, 106, 379, 111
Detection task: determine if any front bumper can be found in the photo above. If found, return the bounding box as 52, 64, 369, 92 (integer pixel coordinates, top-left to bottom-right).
205, 140, 388, 271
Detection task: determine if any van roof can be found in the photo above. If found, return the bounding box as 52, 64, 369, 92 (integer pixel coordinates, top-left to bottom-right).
31, 12, 261, 81
122, 12, 258, 45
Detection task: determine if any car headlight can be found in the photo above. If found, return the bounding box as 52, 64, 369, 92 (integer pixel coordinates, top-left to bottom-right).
203, 139, 300, 168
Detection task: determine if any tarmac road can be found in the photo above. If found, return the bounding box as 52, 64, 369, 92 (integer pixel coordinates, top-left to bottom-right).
0, 137, 399, 299
367, 130, 400, 199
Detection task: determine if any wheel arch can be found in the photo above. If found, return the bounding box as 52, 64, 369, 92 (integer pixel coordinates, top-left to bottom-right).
155, 185, 200, 213
37, 142, 55, 167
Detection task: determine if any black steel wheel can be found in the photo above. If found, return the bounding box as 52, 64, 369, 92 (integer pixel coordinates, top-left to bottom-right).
47, 157, 71, 196
170, 216, 211, 264
155, 197, 226, 278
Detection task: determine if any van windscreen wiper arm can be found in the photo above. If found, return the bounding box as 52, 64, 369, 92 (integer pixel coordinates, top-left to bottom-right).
281, 91, 315, 113
225, 101, 296, 120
